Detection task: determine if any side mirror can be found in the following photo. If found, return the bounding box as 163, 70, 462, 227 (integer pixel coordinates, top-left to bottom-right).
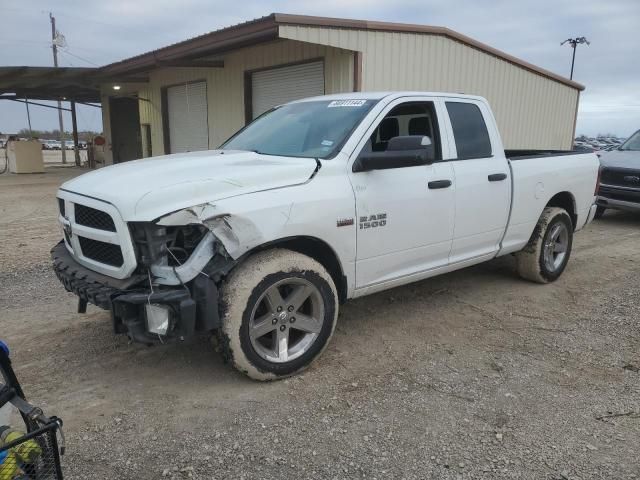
353, 135, 435, 173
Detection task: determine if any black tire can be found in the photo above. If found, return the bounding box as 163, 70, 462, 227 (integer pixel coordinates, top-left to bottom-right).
515, 207, 574, 284
218, 249, 338, 380
594, 206, 606, 219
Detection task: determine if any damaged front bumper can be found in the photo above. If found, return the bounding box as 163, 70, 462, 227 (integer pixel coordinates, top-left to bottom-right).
51, 241, 221, 344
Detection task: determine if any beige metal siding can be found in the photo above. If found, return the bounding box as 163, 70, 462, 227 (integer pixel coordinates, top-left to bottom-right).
105, 39, 354, 158
279, 25, 579, 150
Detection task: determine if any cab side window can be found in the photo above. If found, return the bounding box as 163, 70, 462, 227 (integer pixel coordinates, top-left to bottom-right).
365, 102, 440, 161
446, 102, 492, 159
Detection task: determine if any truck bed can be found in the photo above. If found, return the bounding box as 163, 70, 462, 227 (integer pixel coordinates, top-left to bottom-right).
506, 149, 586, 160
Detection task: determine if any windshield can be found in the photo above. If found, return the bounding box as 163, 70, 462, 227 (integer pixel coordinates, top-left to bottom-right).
222, 99, 377, 159
620, 130, 640, 151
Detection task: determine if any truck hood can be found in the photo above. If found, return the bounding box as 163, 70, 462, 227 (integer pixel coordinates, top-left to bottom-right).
599, 150, 640, 170
60, 150, 318, 221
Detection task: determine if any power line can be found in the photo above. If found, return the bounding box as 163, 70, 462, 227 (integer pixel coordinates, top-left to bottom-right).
59, 48, 100, 67
54, 11, 145, 32
0, 38, 51, 46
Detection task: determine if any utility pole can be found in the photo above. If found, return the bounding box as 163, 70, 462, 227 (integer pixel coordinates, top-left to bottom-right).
25, 97, 33, 137
561, 37, 590, 80
50, 12, 66, 164
70, 101, 81, 166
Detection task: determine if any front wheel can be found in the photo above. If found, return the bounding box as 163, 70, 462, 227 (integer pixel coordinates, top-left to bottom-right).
219, 249, 338, 380
515, 207, 573, 283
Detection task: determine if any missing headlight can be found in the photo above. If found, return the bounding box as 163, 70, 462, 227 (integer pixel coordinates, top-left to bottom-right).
130, 223, 208, 267
145, 303, 170, 335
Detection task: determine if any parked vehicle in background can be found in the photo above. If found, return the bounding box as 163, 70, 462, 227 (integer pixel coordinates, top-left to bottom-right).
51, 92, 599, 380
574, 143, 597, 153
601, 145, 618, 152
596, 129, 640, 218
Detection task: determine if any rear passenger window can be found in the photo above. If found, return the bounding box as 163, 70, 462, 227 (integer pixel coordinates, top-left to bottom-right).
446, 102, 492, 159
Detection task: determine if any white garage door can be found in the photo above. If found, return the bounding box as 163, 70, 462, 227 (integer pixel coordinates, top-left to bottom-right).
251, 61, 325, 119
167, 81, 209, 153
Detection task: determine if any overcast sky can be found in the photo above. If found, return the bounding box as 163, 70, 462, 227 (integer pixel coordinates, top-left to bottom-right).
1, 0, 638, 138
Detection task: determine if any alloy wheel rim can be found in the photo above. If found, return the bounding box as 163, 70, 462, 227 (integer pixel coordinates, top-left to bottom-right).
543, 222, 569, 272
249, 278, 324, 363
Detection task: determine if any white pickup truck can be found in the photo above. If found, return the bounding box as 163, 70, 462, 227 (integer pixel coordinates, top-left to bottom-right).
52, 92, 599, 380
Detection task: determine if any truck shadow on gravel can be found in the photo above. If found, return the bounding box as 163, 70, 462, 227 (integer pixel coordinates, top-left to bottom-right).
595, 209, 640, 225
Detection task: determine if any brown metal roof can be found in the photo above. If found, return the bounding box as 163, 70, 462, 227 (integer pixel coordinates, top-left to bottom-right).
99, 13, 584, 91
0, 66, 149, 102
100, 15, 280, 76
0, 66, 101, 102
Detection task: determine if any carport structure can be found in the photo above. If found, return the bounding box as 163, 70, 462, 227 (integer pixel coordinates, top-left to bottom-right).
0, 66, 145, 164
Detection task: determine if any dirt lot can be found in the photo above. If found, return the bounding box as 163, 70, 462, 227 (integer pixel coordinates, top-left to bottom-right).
1, 167, 639, 479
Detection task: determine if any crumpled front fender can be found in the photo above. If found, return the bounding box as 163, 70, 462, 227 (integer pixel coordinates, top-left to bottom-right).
156, 202, 267, 260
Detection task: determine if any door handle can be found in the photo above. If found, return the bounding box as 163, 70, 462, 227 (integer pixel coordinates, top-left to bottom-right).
428, 179, 452, 189
488, 173, 507, 182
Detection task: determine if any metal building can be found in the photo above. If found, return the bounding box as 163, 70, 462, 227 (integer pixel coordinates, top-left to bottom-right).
94, 13, 584, 164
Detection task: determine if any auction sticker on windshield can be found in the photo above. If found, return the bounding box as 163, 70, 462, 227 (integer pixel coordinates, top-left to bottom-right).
328, 100, 367, 108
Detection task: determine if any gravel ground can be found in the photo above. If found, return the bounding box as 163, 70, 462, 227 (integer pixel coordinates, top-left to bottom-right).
1, 167, 639, 479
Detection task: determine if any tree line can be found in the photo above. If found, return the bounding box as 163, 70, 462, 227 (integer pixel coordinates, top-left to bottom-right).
3, 129, 103, 142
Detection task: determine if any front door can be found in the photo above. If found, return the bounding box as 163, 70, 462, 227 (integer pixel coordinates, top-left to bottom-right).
444, 100, 511, 263
349, 100, 455, 289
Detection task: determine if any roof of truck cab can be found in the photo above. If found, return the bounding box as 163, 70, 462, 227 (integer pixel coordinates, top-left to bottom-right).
291, 92, 488, 103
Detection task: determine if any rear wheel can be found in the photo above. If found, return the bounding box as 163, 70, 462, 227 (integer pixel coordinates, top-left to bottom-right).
219, 249, 338, 380
516, 207, 573, 283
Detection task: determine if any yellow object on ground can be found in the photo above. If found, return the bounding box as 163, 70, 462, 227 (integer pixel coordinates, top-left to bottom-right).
0, 429, 42, 464
0, 450, 23, 480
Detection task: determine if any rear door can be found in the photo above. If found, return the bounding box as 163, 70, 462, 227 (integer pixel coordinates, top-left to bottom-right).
442, 99, 511, 263
349, 98, 455, 288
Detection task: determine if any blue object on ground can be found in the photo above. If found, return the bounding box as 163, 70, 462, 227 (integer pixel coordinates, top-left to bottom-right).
0, 341, 8, 356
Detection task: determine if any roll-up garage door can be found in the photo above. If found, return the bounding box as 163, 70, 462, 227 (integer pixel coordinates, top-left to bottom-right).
166, 81, 209, 153
251, 61, 325, 119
